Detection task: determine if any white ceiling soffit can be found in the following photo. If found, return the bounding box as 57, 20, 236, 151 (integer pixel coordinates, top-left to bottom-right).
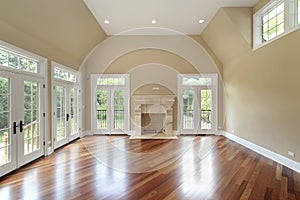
83, 0, 259, 36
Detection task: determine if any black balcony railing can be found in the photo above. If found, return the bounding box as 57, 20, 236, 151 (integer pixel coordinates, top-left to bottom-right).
200, 109, 212, 129
96, 109, 125, 129
182, 109, 212, 130
96, 110, 107, 129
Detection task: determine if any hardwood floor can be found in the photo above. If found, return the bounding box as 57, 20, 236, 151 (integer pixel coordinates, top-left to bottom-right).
0, 135, 299, 200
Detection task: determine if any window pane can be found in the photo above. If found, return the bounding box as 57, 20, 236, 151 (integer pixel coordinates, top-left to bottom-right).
200, 90, 212, 130
53, 67, 77, 82
182, 77, 212, 85
260, 2, 285, 43
277, 23, 284, 34
0, 50, 8, 66
268, 17, 277, 30
8, 54, 18, 69
0, 77, 9, 94
182, 90, 194, 129
277, 12, 284, 24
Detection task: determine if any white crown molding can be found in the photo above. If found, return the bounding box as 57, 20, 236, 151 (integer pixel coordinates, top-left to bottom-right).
222, 131, 300, 173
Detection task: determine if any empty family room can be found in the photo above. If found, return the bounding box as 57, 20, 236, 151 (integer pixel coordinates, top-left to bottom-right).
0, 0, 299, 199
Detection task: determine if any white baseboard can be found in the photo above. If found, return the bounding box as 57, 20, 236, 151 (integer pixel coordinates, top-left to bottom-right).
222, 131, 300, 173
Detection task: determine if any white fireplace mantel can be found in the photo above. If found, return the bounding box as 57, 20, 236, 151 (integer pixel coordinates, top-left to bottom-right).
133, 95, 175, 137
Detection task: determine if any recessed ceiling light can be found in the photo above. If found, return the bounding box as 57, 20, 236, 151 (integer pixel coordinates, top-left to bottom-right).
153, 87, 160, 90
104, 20, 110, 24
151, 19, 157, 24
198, 19, 205, 24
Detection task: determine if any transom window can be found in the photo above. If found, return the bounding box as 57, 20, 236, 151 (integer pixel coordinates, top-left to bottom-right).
0, 49, 40, 74
97, 77, 125, 86
53, 66, 77, 83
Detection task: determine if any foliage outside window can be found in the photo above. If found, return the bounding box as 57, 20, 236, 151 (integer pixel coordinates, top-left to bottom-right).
97, 77, 125, 85
0, 48, 38, 73
182, 77, 212, 86
53, 67, 76, 83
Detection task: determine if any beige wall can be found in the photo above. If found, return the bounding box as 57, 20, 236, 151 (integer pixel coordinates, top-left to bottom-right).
81, 35, 223, 132
202, 6, 300, 162
0, 0, 106, 145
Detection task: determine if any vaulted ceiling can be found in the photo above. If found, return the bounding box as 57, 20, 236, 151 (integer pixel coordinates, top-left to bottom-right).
83, 0, 259, 35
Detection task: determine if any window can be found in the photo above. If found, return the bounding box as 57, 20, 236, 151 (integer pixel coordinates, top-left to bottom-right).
97, 77, 125, 85
53, 66, 77, 83
261, 1, 284, 42
254, 0, 300, 48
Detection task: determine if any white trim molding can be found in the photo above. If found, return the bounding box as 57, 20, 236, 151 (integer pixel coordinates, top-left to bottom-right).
223, 131, 300, 173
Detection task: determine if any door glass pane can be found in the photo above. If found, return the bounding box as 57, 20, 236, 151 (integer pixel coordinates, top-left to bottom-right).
56, 86, 66, 141
114, 89, 125, 129
70, 88, 78, 135
96, 90, 107, 129
24, 81, 40, 155
200, 89, 212, 130
0, 77, 11, 165
183, 90, 194, 129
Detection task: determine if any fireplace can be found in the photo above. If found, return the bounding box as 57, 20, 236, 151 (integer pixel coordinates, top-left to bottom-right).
132, 95, 176, 138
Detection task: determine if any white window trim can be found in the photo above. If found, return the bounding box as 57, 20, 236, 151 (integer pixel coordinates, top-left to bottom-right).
0, 40, 47, 78
50, 61, 82, 151
253, 0, 300, 50
52, 61, 80, 84
90, 74, 130, 134
177, 73, 218, 134
0, 40, 48, 156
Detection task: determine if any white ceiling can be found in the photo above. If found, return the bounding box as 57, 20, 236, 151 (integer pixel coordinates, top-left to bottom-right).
83, 0, 259, 35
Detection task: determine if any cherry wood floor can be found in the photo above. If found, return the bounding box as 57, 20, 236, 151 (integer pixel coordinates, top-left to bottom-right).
0, 136, 299, 200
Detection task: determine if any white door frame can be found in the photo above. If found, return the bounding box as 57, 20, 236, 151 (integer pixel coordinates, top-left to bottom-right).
91, 74, 130, 134
178, 74, 218, 134
0, 70, 46, 177
51, 62, 81, 150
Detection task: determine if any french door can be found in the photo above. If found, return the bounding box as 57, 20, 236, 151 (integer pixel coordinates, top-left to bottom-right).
53, 83, 79, 149
95, 86, 128, 134
180, 87, 217, 134
0, 71, 45, 177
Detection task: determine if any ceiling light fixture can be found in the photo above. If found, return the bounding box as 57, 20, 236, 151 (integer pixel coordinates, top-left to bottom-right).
104, 20, 110, 24
151, 19, 157, 24
198, 19, 205, 24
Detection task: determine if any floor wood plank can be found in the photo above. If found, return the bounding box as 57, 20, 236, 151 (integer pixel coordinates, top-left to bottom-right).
0, 135, 299, 200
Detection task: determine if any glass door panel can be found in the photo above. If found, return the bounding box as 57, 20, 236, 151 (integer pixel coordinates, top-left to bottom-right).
200, 89, 212, 130
182, 89, 195, 130
23, 81, 40, 155
0, 77, 11, 166
18, 76, 44, 167
55, 86, 67, 142
96, 89, 108, 131
113, 89, 125, 131
53, 84, 80, 149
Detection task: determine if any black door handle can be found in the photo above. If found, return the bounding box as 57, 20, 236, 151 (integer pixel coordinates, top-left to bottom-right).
13, 122, 18, 134
66, 114, 69, 121
20, 121, 24, 133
